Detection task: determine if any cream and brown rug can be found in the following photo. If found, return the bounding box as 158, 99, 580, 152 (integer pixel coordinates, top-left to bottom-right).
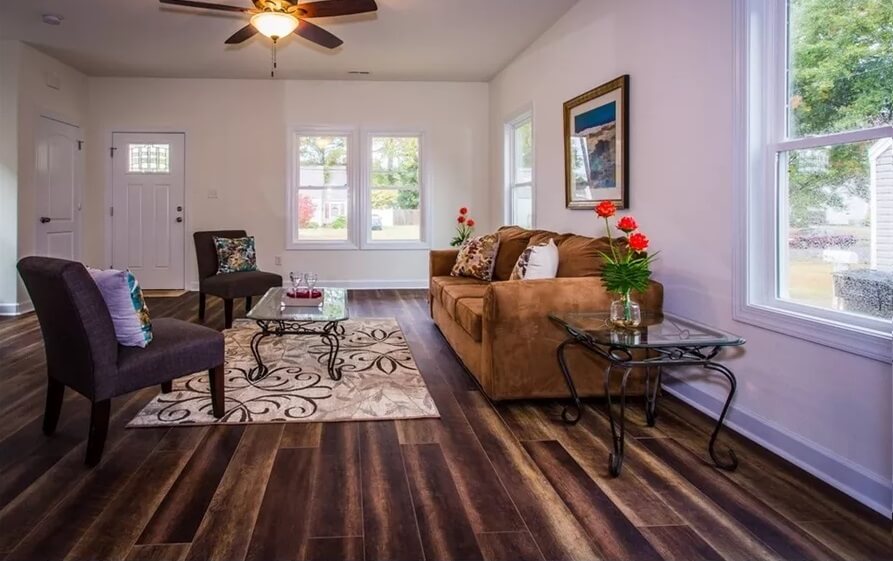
128, 318, 439, 426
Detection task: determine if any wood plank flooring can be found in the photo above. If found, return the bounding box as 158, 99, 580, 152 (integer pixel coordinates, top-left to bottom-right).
0, 290, 889, 561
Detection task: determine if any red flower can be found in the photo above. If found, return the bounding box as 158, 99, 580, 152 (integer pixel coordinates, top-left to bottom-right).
459, 207, 468, 215
466, 219, 475, 227
616, 216, 638, 233
457, 215, 466, 224
628, 232, 649, 253
595, 200, 617, 218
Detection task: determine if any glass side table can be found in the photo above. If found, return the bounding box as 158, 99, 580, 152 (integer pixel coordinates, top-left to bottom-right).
247, 287, 349, 382
549, 311, 746, 476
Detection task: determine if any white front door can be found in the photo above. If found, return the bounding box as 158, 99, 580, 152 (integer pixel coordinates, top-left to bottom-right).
112, 132, 185, 289
35, 116, 83, 260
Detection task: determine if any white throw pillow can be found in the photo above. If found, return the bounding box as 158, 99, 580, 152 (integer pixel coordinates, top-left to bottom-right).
510, 239, 560, 280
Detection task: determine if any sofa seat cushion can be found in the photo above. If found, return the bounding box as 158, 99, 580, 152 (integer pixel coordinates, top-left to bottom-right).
455, 298, 484, 342
430, 276, 485, 305
200, 270, 283, 299
441, 282, 489, 318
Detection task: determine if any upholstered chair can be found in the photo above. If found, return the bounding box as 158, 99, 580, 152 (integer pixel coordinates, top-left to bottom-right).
17, 256, 226, 466
193, 230, 282, 328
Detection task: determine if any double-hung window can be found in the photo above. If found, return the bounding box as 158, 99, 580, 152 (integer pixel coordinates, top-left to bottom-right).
505, 111, 535, 228
366, 133, 426, 246
288, 128, 428, 249
738, 0, 893, 361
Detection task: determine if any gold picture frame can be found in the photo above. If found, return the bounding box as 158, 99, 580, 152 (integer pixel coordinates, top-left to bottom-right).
563, 75, 630, 209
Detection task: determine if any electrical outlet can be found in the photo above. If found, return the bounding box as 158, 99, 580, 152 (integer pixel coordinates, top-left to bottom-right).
207, 189, 218, 199
274, 256, 282, 266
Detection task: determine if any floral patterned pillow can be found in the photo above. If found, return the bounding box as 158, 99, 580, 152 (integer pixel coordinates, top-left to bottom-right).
214, 236, 257, 274
450, 234, 500, 281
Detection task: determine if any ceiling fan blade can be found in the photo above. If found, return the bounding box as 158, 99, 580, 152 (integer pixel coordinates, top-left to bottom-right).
159, 0, 249, 13
294, 20, 343, 49
225, 24, 259, 44
297, 0, 377, 18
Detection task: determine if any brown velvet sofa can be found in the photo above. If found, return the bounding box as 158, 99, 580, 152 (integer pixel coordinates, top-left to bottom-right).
429, 226, 663, 401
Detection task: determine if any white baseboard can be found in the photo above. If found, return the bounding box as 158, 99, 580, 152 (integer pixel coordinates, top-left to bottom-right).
187, 279, 429, 292
663, 371, 892, 518
0, 300, 34, 316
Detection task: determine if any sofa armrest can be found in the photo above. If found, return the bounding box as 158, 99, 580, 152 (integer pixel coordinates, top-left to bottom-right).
429, 249, 460, 279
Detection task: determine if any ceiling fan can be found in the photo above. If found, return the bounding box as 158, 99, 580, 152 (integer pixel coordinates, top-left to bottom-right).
159, 0, 378, 74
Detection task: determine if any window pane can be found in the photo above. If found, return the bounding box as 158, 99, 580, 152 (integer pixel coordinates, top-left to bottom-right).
295, 188, 349, 241
787, 0, 893, 138
299, 136, 347, 187
370, 187, 421, 241
778, 139, 892, 320
371, 137, 419, 188
128, 144, 170, 173
370, 136, 421, 241
513, 119, 533, 184
511, 185, 533, 229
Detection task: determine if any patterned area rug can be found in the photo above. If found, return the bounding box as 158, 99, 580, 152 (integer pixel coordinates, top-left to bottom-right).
128, 318, 439, 426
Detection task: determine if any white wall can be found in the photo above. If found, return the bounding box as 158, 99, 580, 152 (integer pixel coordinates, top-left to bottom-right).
489, 0, 891, 514
0, 40, 88, 311
85, 78, 490, 288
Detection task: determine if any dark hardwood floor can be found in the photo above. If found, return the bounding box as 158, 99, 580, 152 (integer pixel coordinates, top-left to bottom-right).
0, 290, 889, 561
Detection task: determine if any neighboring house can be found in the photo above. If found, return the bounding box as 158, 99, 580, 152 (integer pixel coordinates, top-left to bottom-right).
869, 138, 893, 271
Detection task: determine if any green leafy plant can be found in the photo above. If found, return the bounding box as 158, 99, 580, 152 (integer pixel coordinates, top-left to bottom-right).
595, 201, 658, 299
450, 207, 475, 247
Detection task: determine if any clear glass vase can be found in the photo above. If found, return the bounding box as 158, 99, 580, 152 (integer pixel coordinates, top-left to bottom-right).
610, 292, 642, 328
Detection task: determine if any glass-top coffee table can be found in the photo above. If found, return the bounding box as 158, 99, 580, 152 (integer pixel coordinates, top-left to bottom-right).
246, 287, 349, 382
550, 311, 745, 476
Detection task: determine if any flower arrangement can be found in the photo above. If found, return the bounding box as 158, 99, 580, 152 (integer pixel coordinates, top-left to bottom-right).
595, 201, 658, 326
450, 207, 476, 247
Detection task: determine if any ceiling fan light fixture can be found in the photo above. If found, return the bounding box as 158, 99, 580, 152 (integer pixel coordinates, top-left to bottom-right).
250, 11, 299, 39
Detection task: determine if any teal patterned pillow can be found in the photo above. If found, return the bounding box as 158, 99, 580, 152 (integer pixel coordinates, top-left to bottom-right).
214, 236, 257, 274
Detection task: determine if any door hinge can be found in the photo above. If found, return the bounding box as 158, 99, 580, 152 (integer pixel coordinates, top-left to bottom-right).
77, 140, 84, 151
110, 146, 117, 158
110, 206, 114, 217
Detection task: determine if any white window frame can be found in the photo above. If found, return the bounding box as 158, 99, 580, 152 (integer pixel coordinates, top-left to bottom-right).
362, 130, 430, 250
504, 109, 535, 228
733, 0, 893, 363
286, 126, 359, 250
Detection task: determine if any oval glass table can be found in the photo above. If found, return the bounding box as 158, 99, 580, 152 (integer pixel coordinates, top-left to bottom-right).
549, 311, 745, 476
246, 287, 349, 382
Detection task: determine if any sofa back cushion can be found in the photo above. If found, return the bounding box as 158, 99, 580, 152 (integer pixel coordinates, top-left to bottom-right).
529, 232, 615, 278
493, 226, 536, 281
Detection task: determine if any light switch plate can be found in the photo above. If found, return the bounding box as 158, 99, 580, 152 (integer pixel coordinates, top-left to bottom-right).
207, 189, 218, 199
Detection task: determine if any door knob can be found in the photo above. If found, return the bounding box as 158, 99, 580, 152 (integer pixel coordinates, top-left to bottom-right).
176, 217, 183, 223
40, 217, 51, 224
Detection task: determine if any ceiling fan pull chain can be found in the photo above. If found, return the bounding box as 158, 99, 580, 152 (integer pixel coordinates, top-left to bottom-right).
271, 39, 277, 78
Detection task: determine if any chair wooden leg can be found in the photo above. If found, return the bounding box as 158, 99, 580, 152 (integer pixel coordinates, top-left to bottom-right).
43, 378, 65, 436
198, 292, 207, 322
161, 381, 173, 393
224, 299, 234, 329
245, 296, 252, 312
85, 400, 111, 467
209, 365, 226, 418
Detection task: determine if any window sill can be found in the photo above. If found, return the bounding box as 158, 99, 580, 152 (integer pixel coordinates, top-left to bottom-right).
286, 241, 358, 251
733, 302, 891, 363
361, 241, 430, 251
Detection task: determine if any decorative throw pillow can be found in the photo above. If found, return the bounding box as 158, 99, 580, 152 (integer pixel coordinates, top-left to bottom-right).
214, 236, 257, 274
450, 234, 501, 281
88, 268, 153, 348
510, 239, 560, 280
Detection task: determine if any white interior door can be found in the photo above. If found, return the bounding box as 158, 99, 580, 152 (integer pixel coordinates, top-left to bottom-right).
112, 132, 185, 289
35, 116, 83, 260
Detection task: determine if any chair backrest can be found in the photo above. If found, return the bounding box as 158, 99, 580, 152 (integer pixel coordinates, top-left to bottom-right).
194, 230, 248, 280
17, 256, 119, 400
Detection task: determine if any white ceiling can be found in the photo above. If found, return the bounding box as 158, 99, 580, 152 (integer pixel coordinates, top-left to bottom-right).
0, 0, 577, 81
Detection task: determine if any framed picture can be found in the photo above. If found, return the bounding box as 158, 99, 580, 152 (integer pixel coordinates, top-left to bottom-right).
563, 75, 629, 209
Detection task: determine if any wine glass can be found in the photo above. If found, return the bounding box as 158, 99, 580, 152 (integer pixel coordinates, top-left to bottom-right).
289, 272, 305, 294
305, 272, 319, 295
